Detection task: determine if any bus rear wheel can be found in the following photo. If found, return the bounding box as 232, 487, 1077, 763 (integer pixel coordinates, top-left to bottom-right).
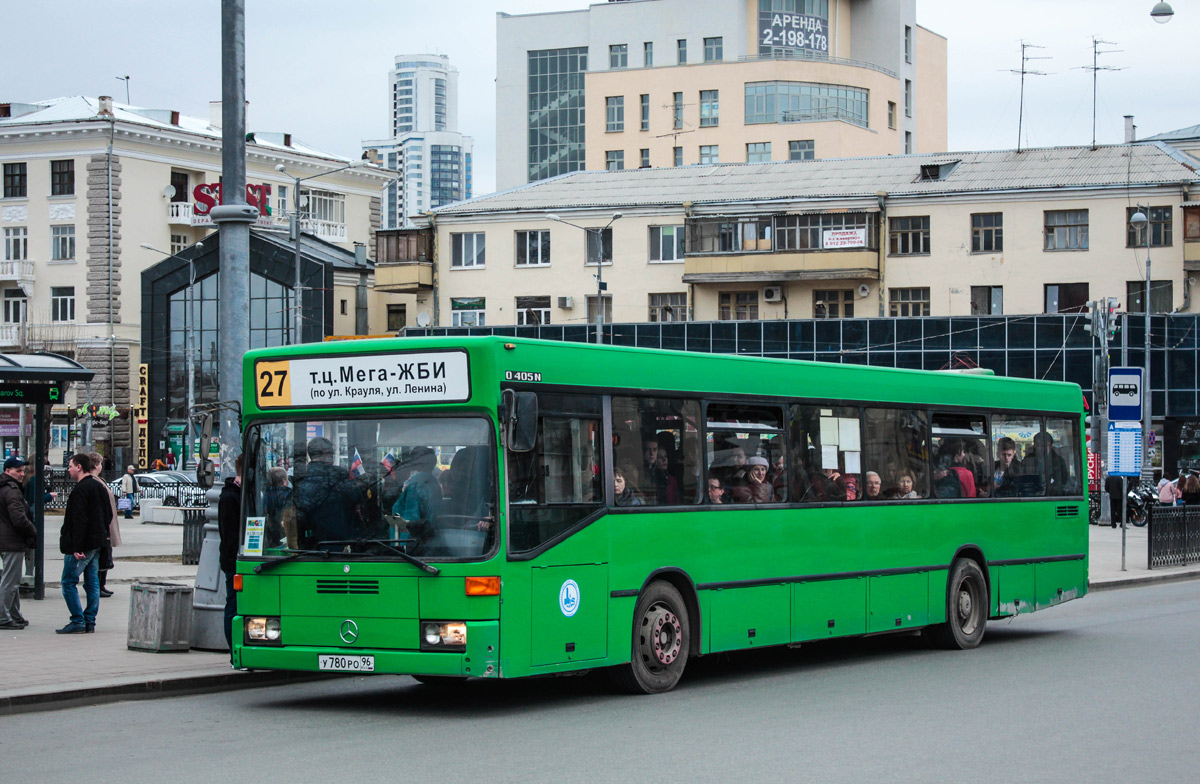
927, 559, 988, 650
611, 581, 690, 694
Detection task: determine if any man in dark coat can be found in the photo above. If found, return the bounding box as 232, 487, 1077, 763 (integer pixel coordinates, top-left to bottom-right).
0, 456, 37, 629
294, 437, 363, 550
218, 455, 243, 652
57, 453, 111, 634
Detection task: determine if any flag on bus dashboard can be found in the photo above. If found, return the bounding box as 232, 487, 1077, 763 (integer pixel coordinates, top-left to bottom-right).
350, 449, 366, 478
381, 451, 398, 477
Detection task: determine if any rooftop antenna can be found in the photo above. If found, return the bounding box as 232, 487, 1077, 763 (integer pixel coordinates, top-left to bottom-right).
1076, 37, 1124, 150
115, 75, 130, 104
1004, 42, 1051, 152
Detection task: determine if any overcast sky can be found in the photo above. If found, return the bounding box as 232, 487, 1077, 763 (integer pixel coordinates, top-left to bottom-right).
2, 1, 1192, 196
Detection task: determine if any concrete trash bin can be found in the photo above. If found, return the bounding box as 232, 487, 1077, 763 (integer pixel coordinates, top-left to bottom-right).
128, 582, 194, 652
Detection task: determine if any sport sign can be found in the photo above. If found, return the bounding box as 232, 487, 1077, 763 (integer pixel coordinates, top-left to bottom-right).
254, 350, 470, 409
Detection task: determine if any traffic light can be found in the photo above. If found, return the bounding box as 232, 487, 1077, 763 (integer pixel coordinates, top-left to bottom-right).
1082, 301, 1097, 335
1106, 298, 1120, 340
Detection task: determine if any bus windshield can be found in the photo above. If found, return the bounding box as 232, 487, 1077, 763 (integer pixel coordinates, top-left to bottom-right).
243, 416, 496, 560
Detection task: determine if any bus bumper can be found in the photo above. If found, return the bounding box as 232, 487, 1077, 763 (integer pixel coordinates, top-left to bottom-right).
234, 620, 500, 678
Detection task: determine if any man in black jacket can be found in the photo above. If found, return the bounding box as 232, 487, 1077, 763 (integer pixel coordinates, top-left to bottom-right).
218, 454, 243, 652
0, 456, 37, 630
57, 453, 111, 634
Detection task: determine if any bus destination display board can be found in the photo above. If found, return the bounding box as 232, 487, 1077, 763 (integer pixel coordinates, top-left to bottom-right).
254, 350, 470, 408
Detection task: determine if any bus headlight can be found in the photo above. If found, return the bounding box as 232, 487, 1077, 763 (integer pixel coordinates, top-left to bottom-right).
420, 621, 467, 651
246, 616, 282, 643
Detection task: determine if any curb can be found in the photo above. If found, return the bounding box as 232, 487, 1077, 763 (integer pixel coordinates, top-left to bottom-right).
1088, 569, 1200, 592
0, 670, 336, 717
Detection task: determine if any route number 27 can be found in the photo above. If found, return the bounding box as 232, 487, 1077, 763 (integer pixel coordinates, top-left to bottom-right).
255, 361, 292, 406
259, 369, 288, 397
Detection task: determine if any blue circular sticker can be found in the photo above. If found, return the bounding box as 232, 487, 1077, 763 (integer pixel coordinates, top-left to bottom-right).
559, 579, 580, 617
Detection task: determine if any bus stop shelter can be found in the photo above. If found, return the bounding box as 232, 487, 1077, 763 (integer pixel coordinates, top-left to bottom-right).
0, 352, 94, 599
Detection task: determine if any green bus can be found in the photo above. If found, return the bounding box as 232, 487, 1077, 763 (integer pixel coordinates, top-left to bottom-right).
231, 336, 1087, 693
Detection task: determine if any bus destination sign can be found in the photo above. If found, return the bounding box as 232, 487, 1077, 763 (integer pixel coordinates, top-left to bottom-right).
255, 350, 470, 408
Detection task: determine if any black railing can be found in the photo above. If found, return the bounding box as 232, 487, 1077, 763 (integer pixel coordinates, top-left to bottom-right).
1148, 505, 1200, 569
181, 508, 207, 565
42, 477, 207, 511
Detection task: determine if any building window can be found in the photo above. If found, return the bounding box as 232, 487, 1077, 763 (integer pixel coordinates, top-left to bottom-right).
970, 286, 1003, 315
609, 44, 628, 69
700, 145, 719, 165
51, 287, 75, 322
744, 81, 869, 128
3, 290, 27, 324
606, 150, 625, 171
339, 299, 348, 316
387, 303, 407, 331
888, 102, 897, 129
747, 142, 772, 163
586, 227, 614, 265
719, 291, 758, 321
1126, 280, 1173, 314
516, 295, 551, 325
1044, 283, 1089, 314
3, 163, 27, 198
606, 96, 625, 132
528, 47, 588, 182
640, 94, 650, 131
904, 131, 912, 153
673, 92, 684, 130
814, 290, 854, 319
51, 225, 75, 261
904, 79, 912, 117
776, 212, 877, 251
971, 213, 1003, 252
677, 39, 687, 64
516, 229, 551, 267
673, 147, 683, 167
451, 297, 486, 327
889, 287, 931, 317
649, 292, 688, 322
50, 160, 75, 196
1127, 206, 1172, 247
687, 216, 772, 254
640, 148, 650, 168
644, 41, 654, 67
1044, 210, 1089, 251
904, 25, 912, 63
170, 234, 190, 254
704, 37, 723, 62
170, 171, 191, 204
302, 188, 346, 225
3, 227, 27, 261
649, 225, 685, 262
451, 232, 486, 268
1185, 206, 1200, 240
586, 295, 613, 325
889, 216, 930, 255
700, 90, 719, 127
788, 140, 814, 161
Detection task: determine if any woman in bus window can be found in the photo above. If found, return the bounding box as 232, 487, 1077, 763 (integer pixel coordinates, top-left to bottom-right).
894, 470, 920, 499
731, 456, 773, 503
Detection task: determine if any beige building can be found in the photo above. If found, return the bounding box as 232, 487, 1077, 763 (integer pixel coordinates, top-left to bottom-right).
380, 143, 1200, 330
497, 0, 946, 189
0, 96, 403, 462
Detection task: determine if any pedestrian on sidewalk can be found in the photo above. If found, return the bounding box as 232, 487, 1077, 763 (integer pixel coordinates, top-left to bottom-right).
57, 453, 111, 634
218, 454, 243, 653
91, 453, 121, 598
119, 465, 139, 520
1159, 473, 1182, 506
0, 456, 37, 630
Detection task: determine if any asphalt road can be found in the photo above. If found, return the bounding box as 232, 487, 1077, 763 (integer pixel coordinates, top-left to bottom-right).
7, 581, 1199, 783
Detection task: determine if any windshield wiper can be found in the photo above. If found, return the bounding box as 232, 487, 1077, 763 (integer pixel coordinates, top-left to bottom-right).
315, 539, 440, 575
253, 548, 333, 574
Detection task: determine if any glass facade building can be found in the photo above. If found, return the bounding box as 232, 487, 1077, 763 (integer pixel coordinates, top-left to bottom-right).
528, 47, 588, 182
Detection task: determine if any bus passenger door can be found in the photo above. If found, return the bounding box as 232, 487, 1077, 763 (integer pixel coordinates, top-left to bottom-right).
530, 564, 608, 666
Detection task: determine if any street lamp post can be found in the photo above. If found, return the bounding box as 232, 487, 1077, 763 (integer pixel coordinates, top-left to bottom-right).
546, 212, 623, 343
1130, 207, 1153, 478
275, 161, 366, 344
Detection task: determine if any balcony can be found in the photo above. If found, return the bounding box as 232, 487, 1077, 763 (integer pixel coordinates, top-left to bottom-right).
682, 249, 879, 284
0, 323, 23, 348
167, 201, 194, 225
0, 260, 34, 283
301, 218, 346, 243
375, 261, 433, 293
1185, 238, 1200, 270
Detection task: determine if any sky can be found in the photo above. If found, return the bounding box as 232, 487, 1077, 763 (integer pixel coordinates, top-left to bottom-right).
1, 1, 1193, 196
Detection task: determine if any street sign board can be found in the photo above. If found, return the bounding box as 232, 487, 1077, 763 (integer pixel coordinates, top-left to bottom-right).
0, 383, 64, 404
1107, 420, 1143, 477
1108, 367, 1143, 422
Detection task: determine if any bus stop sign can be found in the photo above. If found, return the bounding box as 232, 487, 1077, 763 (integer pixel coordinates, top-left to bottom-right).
1108, 367, 1143, 422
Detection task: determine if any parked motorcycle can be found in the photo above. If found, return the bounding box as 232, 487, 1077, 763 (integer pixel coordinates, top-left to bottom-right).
1125, 483, 1156, 528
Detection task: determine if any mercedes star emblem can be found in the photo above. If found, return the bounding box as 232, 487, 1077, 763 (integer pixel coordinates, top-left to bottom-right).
339, 619, 359, 644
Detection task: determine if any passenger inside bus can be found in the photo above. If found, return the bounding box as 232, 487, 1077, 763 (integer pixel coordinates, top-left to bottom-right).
862, 471, 883, 500
730, 456, 773, 503
391, 446, 443, 546
614, 467, 643, 506
294, 437, 366, 550
706, 474, 727, 504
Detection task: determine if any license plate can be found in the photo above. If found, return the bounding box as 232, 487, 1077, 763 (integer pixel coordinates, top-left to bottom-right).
318, 654, 375, 672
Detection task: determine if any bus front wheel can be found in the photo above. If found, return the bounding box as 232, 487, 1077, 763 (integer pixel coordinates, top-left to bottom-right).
611, 581, 690, 694
927, 558, 988, 650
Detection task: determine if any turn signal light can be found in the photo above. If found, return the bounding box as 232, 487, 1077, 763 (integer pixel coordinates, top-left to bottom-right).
465, 576, 500, 596
233, 574, 243, 592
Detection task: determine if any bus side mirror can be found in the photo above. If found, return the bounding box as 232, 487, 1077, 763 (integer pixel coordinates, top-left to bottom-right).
195, 413, 215, 488
502, 390, 538, 452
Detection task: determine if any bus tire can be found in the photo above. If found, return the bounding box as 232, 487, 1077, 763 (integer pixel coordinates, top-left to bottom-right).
927, 558, 988, 650
610, 581, 690, 694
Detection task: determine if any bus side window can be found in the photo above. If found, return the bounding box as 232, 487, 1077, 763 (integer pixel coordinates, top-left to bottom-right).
1042, 417, 1082, 496
863, 408, 929, 500
611, 396, 701, 506
707, 402, 784, 505
992, 415, 1044, 497
788, 405, 858, 503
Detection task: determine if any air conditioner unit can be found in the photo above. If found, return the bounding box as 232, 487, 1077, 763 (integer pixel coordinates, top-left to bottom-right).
763, 286, 783, 303
557, 296, 574, 309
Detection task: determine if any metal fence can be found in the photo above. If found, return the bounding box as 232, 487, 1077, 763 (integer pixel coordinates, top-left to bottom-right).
182, 508, 207, 565
1148, 505, 1200, 569
42, 476, 206, 511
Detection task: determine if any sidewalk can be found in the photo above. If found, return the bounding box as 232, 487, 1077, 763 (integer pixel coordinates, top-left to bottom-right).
2, 517, 1198, 715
